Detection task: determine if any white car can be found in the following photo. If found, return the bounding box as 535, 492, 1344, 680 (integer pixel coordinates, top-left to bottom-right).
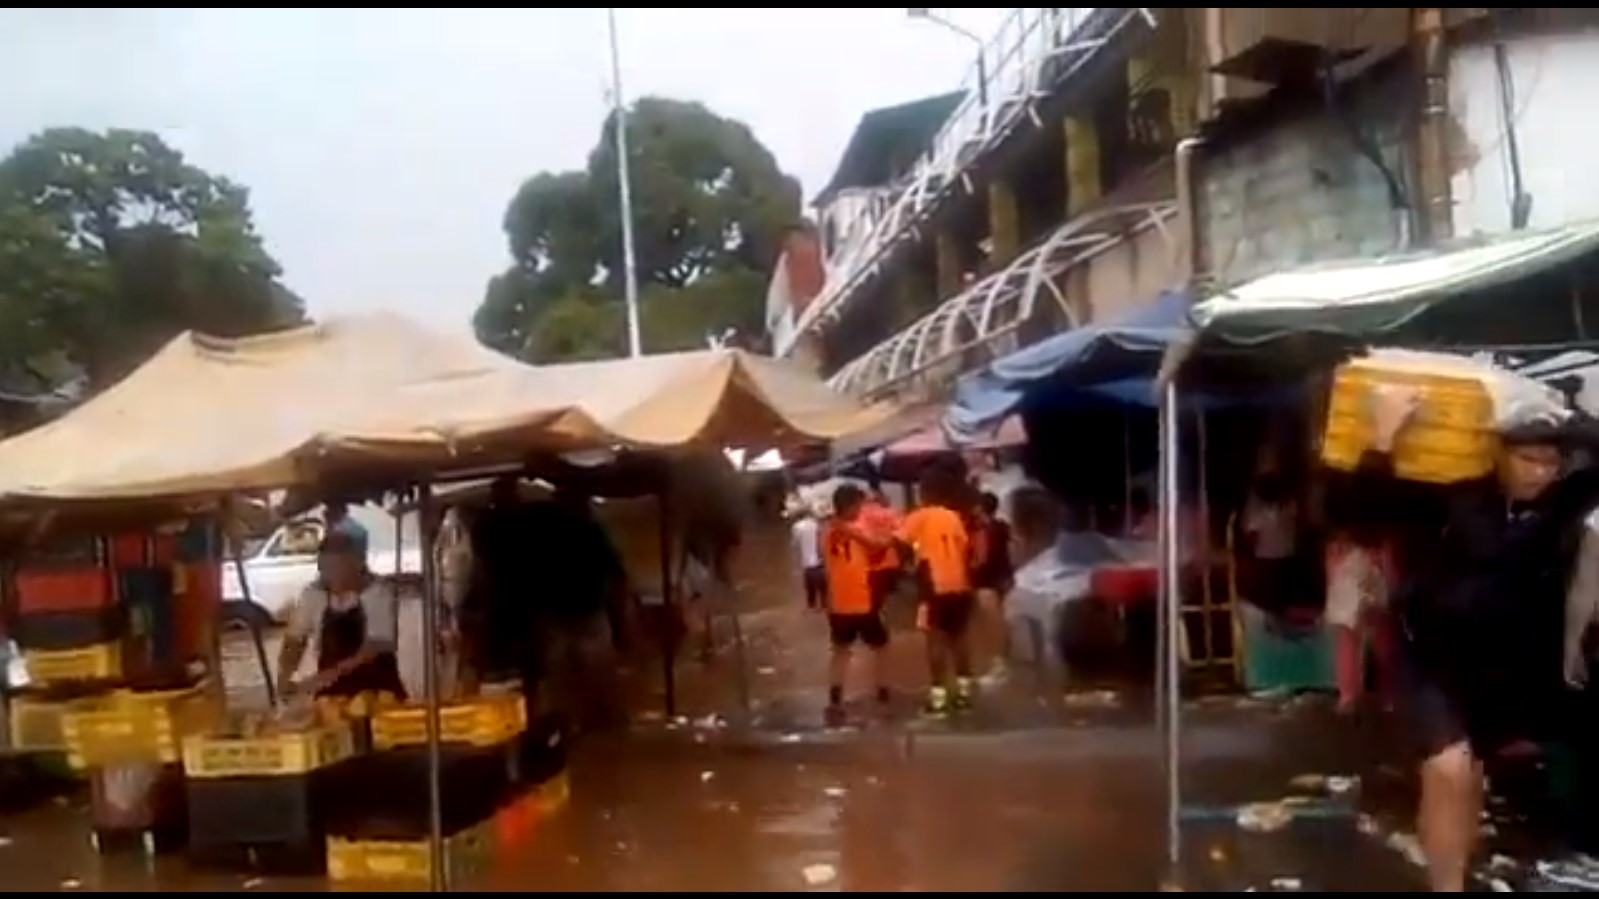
221, 504, 423, 624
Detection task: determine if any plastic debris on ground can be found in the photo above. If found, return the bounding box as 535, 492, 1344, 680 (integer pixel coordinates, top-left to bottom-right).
801, 862, 837, 887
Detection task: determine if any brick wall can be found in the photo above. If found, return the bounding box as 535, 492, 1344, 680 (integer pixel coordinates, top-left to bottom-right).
1197, 71, 1414, 290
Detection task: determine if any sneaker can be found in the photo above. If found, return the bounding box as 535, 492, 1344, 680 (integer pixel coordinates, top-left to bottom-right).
923, 686, 949, 716
954, 677, 976, 709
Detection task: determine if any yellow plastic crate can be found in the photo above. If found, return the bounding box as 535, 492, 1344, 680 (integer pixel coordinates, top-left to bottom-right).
23, 642, 121, 685
8, 695, 107, 753
1321, 353, 1499, 485
531, 770, 570, 814
61, 684, 220, 770
371, 695, 524, 750
182, 724, 356, 779
326, 820, 492, 883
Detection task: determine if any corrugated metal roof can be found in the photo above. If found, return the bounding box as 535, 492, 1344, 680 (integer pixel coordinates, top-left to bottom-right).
1193, 221, 1599, 341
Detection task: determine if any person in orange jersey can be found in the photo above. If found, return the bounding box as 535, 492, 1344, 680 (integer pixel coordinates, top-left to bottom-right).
900, 466, 976, 713
858, 486, 905, 613
821, 484, 892, 715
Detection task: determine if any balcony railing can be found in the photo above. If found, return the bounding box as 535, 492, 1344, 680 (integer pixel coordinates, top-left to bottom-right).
778, 7, 1150, 357
826, 199, 1176, 398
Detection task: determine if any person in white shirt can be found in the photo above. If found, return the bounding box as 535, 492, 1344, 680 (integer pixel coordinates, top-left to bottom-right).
791, 507, 825, 610
277, 532, 406, 699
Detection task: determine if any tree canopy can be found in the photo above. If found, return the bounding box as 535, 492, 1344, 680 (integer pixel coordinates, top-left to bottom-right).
475, 97, 801, 362
0, 128, 304, 407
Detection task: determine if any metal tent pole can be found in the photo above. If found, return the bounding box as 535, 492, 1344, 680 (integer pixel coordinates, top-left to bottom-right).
418, 483, 447, 891
658, 489, 677, 718
1152, 413, 1167, 738
223, 502, 276, 707
1159, 380, 1183, 874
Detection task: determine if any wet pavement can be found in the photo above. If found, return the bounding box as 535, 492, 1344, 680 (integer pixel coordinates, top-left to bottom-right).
0, 590, 1445, 893
0, 696, 1434, 892
0, 529, 1463, 891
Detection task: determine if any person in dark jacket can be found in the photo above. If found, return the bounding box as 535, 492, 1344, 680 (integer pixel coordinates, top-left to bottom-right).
1366, 387, 1599, 892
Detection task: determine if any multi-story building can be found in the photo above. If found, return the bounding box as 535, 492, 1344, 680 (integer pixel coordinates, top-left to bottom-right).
1190, 8, 1599, 291
771, 8, 1599, 405
767, 8, 1195, 403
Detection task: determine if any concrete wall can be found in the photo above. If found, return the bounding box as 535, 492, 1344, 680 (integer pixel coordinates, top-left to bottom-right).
1197, 69, 1413, 289
1450, 32, 1599, 237
1059, 224, 1182, 324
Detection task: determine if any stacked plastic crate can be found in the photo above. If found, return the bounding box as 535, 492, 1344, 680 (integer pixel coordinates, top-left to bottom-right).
324, 692, 569, 886
183, 715, 361, 873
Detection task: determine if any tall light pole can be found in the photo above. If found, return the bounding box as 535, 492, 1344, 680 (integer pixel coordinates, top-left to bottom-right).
907, 8, 989, 131
607, 7, 644, 358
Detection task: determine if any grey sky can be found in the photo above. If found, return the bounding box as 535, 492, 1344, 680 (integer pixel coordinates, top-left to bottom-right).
0, 8, 1007, 333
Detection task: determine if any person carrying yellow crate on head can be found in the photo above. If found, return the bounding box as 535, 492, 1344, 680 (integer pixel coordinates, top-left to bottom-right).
278, 531, 408, 701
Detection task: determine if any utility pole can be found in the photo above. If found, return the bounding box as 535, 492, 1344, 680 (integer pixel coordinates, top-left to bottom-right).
1412, 7, 1453, 244
607, 8, 644, 357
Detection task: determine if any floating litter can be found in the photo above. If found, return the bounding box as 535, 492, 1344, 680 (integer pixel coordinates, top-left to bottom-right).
802, 863, 837, 886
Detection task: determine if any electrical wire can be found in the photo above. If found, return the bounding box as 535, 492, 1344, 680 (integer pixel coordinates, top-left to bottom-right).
1489, 9, 1534, 229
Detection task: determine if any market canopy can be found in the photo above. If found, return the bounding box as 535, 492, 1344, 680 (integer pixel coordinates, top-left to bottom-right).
0, 313, 892, 514
944, 289, 1190, 441
1190, 221, 1599, 345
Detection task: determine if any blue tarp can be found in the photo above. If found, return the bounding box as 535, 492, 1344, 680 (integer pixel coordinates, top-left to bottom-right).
945, 290, 1191, 441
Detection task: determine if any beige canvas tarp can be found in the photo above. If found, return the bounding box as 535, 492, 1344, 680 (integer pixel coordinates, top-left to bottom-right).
0, 313, 891, 512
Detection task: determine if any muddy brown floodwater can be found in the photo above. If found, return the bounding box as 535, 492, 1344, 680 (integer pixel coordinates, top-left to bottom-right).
0, 704, 1429, 892
0, 526, 1435, 891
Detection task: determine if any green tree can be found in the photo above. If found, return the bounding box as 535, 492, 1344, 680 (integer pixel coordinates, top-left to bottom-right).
0, 127, 304, 395
476, 97, 801, 362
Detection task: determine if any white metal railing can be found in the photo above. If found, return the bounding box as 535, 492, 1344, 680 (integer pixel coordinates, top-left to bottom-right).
827, 199, 1177, 398
779, 7, 1146, 357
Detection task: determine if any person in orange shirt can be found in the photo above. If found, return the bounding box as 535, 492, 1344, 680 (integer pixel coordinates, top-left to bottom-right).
821, 484, 892, 715
900, 466, 976, 713
858, 487, 905, 612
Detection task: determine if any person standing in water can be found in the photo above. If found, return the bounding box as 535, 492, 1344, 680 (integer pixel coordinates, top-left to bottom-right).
1365, 386, 1599, 892
790, 503, 825, 611
821, 484, 891, 717
901, 466, 977, 714
970, 492, 1016, 678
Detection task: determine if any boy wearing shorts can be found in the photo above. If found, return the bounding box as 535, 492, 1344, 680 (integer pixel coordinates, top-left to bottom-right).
822, 484, 892, 715
901, 468, 976, 714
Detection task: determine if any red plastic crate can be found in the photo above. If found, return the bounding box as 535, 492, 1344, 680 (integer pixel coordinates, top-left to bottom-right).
15, 568, 114, 615
1092, 565, 1158, 607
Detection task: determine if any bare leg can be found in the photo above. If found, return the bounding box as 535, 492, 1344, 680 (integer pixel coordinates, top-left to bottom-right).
868, 646, 888, 701
925, 616, 953, 711
952, 624, 975, 681
976, 587, 1006, 674
1419, 741, 1482, 892
828, 644, 850, 707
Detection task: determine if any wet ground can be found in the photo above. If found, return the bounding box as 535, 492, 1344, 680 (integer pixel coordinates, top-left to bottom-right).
0, 530, 1465, 891
0, 696, 1432, 892
0, 590, 1445, 893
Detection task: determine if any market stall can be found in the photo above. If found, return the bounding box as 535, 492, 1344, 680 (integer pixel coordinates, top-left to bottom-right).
947, 289, 1315, 684
0, 312, 893, 890
1161, 219, 1599, 879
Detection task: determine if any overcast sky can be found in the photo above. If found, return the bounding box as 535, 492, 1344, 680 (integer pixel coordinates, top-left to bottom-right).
0, 8, 1009, 333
